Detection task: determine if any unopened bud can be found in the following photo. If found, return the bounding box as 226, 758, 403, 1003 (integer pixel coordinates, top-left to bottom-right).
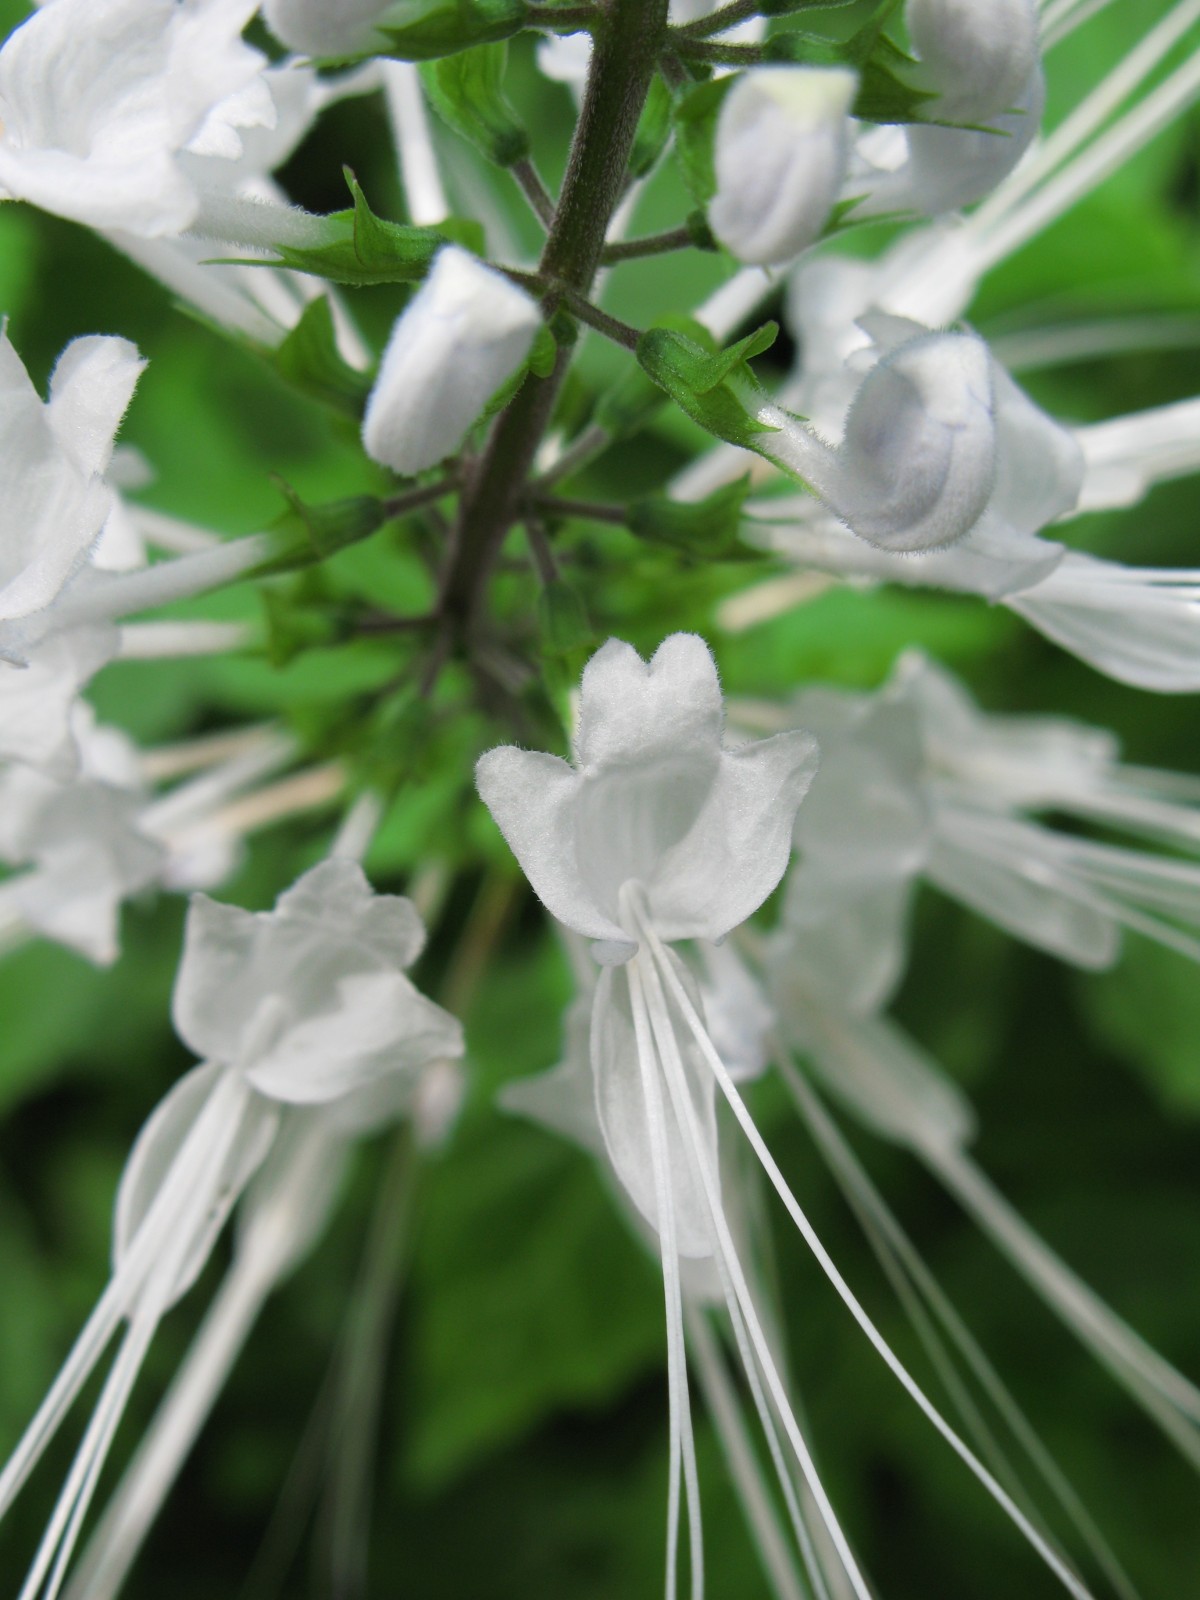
708, 66, 858, 268
834, 331, 996, 552
362, 246, 541, 476
906, 0, 1040, 124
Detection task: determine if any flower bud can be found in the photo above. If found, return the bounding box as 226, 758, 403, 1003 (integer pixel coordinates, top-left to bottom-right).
833, 330, 996, 553
361, 246, 542, 476
906, 0, 1040, 124
708, 66, 858, 268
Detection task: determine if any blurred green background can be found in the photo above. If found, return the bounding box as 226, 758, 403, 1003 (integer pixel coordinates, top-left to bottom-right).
0, 1, 1198, 1595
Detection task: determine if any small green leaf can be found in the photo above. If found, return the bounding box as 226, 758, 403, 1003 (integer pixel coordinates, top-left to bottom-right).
628, 76, 673, 180
420, 43, 530, 168
273, 297, 372, 416
378, 0, 530, 61
627, 476, 753, 557
528, 322, 558, 379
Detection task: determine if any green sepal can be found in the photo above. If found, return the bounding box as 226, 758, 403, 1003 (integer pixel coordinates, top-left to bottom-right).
636, 322, 779, 452
592, 314, 714, 439
420, 43, 529, 167
538, 579, 592, 656
235, 172, 482, 287
671, 76, 734, 205
628, 77, 673, 180
273, 297, 373, 417
377, 0, 530, 61
627, 476, 753, 558
255, 481, 391, 577
766, 9, 934, 125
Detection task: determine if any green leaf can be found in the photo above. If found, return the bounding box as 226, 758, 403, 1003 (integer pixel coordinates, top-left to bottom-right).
671, 76, 734, 206
378, 0, 530, 61
420, 42, 530, 167
273, 297, 373, 417
628, 476, 754, 558
628, 76, 673, 181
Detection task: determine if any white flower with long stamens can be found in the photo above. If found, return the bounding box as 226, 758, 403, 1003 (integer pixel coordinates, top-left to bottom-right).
0, 0, 273, 239
708, 67, 859, 268
0, 858, 462, 1599
761, 885, 1200, 1486
362, 246, 543, 477
0, 329, 144, 661
481, 634, 1101, 1600
779, 651, 1200, 971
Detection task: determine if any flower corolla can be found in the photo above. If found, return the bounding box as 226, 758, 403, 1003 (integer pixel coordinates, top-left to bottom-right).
477, 633, 818, 963
173, 858, 464, 1103
362, 246, 542, 477
0, 0, 273, 238
0, 330, 144, 657
708, 66, 859, 267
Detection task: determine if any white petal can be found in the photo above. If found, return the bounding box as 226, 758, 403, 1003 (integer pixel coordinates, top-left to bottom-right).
647, 729, 819, 943
801, 1007, 976, 1152
475, 746, 632, 955
244, 970, 463, 1103
906, 0, 1040, 124
575, 634, 723, 773
47, 337, 146, 478
113, 1063, 278, 1305
709, 67, 858, 267
591, 960, 717, 1258
275, 857, 427, 968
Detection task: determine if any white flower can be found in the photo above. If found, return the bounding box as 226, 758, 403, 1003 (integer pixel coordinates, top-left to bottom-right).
477, 633, 818, 963
0, 859, 462, 1595
782, 652, 1200, 971
751, 318, 1070, 557
905, 0, 1041, 125
362, 246, 543, 477
172, 858, 464, 1103
708, 67, 859, 267
0, 329, 144, 656
0, 0, 272, 238
844, 0, 1044, 218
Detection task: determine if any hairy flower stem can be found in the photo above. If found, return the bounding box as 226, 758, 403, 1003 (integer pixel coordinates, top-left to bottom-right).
438, 0, 669, 636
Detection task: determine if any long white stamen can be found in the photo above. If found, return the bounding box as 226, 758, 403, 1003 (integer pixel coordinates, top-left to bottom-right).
138, 725, 281, 784
973, 50, 1200, 273
782, 1057, 1143, 1600
626, 955, 705, 1600
62, 1254, 272, 1600
980, 0, 1200, 233
923, 1141, 1200, 1437
638, 914, 1099, 1600
53, 538, 274, 630
116, 621, 254, 659
139, 732, 297, 836
18, 1075, 253, 1599
1041, 0, 1129, 51
382, 63, 450, 226
0, 1069, 249, 1518
685, 1307, 811, 1600
329, 792, 385, 865
634, 938, 871, 1600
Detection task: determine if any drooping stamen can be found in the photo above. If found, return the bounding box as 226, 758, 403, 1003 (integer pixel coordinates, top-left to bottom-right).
922, 1140, 1200, 1465
632, 935, 874, 1600
685, 1306, 813, 1600
781, 1055, 1143, 1600
634, 906, 1101, 1600
626, 953, 705, 1600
